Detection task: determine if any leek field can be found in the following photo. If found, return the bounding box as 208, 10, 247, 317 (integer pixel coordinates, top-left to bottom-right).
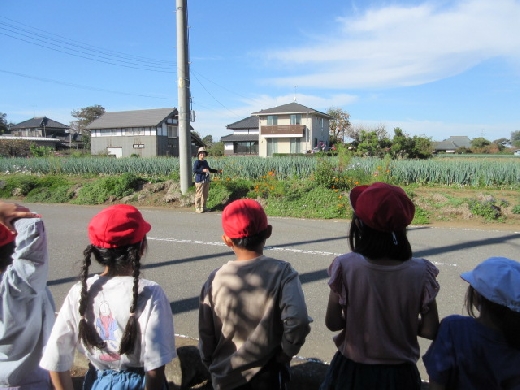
0, 155, 519, 224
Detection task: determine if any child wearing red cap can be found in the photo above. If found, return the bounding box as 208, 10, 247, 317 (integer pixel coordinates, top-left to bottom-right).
423, 257, 520, 389
40, 204, 176, 390
199, 199, 312, 390
0, 202, 55, 389
320, 182, 440, 390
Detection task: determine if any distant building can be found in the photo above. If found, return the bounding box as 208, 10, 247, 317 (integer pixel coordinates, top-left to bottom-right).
87, 108, 204, 158
251, 103, 331, 157
9, 117, 69, 138
434, 136, 472, 153
5, 117, 78, 150
221, 116, 259, 156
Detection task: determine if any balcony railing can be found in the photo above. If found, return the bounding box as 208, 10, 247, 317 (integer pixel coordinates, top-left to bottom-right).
260, 125, 306, 135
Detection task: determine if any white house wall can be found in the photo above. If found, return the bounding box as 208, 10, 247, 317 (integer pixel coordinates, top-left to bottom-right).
257, 113, 330, 156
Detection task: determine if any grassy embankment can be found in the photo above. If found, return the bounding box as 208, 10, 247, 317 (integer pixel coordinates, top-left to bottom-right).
0, 155, 519, 227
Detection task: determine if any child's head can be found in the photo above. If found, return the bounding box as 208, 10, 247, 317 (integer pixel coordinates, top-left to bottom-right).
348, 182, 415, 261
221, 199, 271, 251
0, 224, 16, 272
79, 204, 151, 355
461, 257, 520, 348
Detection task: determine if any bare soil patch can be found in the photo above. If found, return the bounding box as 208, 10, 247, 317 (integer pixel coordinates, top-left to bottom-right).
411, 187, 520, 231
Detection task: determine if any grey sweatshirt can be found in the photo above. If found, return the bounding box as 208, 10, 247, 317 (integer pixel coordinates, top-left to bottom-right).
199, 255, 311, 390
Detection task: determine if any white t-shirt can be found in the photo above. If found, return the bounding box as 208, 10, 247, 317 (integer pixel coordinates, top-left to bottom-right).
40, 275, 176, 372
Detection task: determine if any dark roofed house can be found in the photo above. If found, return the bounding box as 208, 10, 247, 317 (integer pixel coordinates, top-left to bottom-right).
434, 136, 472, 153
4, 117, 72, 150
10, 117, 69, 138
221, 116, 259, 156
87, 108, 204, 158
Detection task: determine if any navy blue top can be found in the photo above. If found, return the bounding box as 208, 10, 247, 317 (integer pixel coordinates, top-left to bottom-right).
193, 159, 217, 183
423, 315, 520, 389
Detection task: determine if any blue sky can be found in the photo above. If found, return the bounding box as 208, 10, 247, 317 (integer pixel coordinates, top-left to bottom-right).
2, 0, 519, 142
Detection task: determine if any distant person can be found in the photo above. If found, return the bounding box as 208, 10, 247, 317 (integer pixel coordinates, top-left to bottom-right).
320, 182, 440, 390
199, 199, 312, 390
0, 202, 55, 389
40, 204, 176, 390
193, 147, 221, 213
423, 257, 520, 389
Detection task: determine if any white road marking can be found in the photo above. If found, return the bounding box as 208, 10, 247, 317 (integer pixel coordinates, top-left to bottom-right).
150, 237, 459, 266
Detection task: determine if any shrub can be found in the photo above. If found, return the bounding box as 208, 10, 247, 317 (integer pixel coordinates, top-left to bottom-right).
468, 199, 502, 221
72, 173, 143, 204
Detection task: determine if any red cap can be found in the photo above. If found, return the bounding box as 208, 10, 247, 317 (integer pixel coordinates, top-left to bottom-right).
349, 182, 415, 232
0, 224, 16, 247
222, 199, 268, 238
88, 204, 151, 248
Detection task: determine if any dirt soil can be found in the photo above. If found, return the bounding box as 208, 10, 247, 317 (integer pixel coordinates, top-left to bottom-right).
410, 187, 520, 231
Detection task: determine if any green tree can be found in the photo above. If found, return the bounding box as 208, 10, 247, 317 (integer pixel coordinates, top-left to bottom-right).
327, 107, 351, 145
494, 138, 509, 147
356, 130, 391, 158
471, 137, 491, 149
71, 105, 105, 151
511, 131, 520, 148
202, 134, 213, 147
390, 128, 433, 159
208, 141, 224, 156
0, 112, 8, 134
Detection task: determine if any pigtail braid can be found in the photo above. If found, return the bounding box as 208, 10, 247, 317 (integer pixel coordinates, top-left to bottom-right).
78, 245, 106, 352
119, 243, 142, 355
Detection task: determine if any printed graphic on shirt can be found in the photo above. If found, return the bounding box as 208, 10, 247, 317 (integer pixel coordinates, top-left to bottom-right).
95, 300, 122, 363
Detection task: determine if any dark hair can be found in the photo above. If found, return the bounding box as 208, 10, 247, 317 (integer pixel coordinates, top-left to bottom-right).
465, 285, 520, 349
230, 229, 270, 251
0, 242, 16, 272
349, 214, 412, 261
78, 238, 145, 355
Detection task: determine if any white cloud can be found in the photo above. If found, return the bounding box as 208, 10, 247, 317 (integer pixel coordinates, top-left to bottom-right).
263, 0, 520, 88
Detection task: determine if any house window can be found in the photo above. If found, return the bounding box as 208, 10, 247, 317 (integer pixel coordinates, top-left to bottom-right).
290, 114, 301, 125
267, 115, 277, 126
168, 125, 178, 138
234, 141, 259, 154
290, 138, 301, 153
125, 128, 145, 136
267, 138, 278, 156
100, 129, 119, 136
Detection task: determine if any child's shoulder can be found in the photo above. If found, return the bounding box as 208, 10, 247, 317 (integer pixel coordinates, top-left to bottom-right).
439, 315, 477, 333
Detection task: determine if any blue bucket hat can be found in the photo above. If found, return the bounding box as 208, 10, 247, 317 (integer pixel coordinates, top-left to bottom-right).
461, 257, 520, 312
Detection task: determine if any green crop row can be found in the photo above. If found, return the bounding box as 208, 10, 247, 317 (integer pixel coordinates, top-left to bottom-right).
0, 156, 518, 188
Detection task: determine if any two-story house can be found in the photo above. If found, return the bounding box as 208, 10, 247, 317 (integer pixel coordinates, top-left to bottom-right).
87, 108, 203, 158
251, 103, 331, 157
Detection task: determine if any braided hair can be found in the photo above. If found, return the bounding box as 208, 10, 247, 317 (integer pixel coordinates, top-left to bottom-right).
77, 238, 144, 354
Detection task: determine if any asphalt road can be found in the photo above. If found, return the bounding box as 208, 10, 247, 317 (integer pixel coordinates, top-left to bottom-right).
28, 203, 520, 380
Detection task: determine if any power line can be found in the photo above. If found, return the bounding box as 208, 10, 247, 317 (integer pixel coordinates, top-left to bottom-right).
0, 68, 168, 99
0, 18, 176, 73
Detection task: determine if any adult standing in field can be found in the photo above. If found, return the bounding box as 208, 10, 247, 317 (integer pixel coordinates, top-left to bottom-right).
193, 147, 220, 213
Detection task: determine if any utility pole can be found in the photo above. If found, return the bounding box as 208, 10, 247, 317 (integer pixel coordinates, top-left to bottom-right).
177, 0, 192, 194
